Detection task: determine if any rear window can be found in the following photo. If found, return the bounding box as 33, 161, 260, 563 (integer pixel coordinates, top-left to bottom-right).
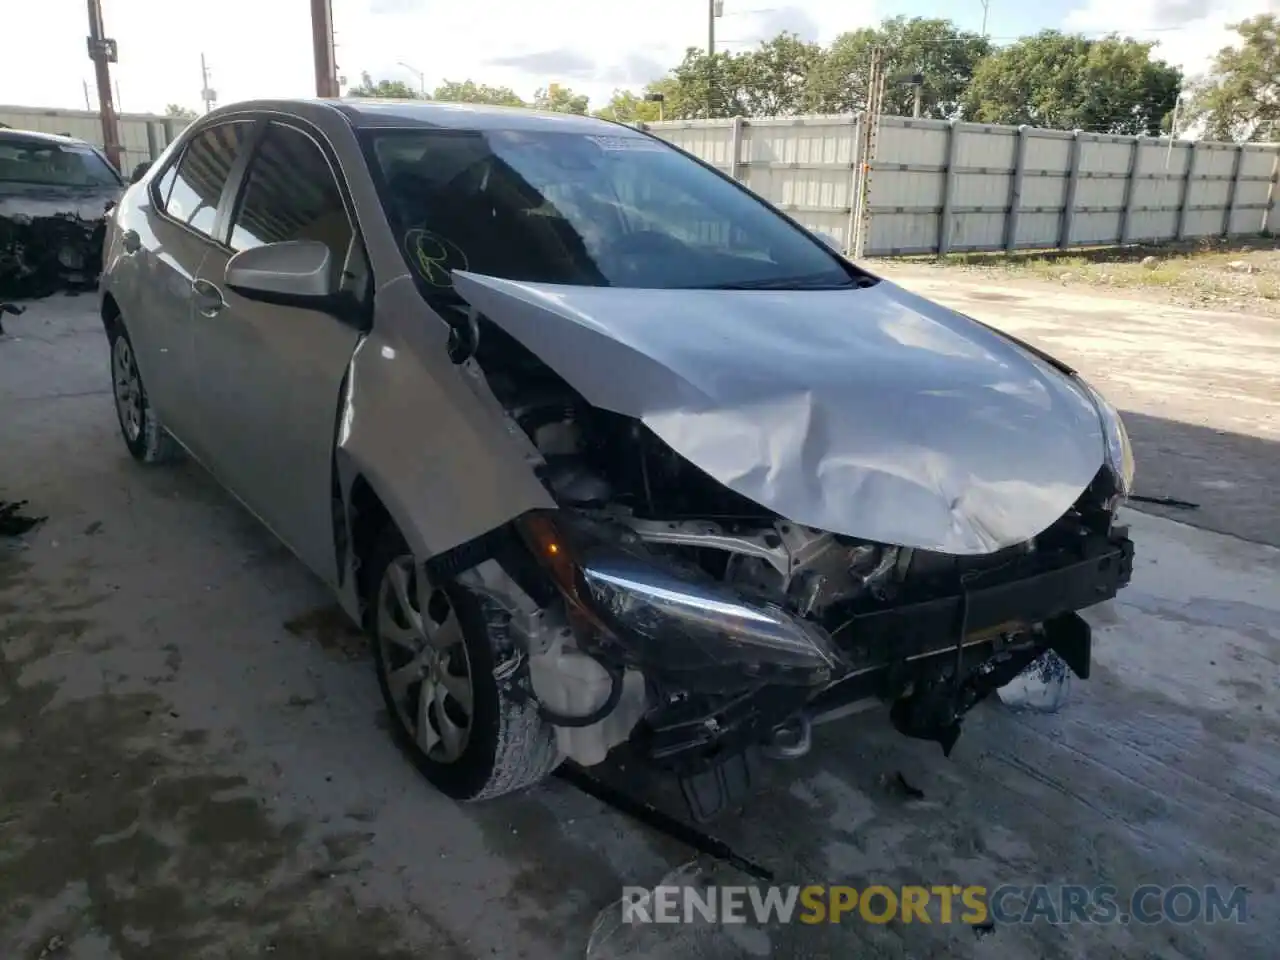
361, 127, 863, 293
0, 138, 122, 188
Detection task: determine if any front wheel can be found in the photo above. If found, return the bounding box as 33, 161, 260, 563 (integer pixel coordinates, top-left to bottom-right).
108, 320, 183, 464
367, 525, 561, 800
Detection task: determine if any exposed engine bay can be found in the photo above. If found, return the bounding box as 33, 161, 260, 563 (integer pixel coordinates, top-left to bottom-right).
455, 309, 1135, 820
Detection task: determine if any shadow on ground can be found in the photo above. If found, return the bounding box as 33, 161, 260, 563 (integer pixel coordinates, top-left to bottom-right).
1120, 410, 1280, 548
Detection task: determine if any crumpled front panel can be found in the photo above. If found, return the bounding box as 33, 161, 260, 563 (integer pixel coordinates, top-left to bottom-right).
451, 272, 1105, 556
1, 188, 120, 300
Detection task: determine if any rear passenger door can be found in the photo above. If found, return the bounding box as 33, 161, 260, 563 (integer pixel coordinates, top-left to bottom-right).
192, 119, 369, 585
129, 120, 254, 452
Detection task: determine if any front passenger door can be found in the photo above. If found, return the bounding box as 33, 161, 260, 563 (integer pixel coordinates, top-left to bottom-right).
192, 120, 368, 585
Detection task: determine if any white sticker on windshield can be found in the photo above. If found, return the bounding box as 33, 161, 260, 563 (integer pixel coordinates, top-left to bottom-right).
586, 136, 667, 152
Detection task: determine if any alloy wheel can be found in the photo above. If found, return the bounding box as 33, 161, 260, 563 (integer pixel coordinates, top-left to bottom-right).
377, 556, 474, 763
112, 334, 143, 443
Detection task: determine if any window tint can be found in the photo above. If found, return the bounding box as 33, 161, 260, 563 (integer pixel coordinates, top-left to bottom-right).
363, 128, 864, 293
229, 122, 352, 285
162, 121, 252, 236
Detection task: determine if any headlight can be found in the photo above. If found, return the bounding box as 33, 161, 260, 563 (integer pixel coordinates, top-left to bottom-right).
1082, 380, 1135, 498
517, 511, 840, 689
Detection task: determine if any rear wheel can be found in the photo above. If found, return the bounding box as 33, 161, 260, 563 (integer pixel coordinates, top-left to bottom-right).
367, 525, 561, 800
108, 320, 183, 464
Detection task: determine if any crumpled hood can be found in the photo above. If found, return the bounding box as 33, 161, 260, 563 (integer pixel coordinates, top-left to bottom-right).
0, 182, 121, 221
452, 272, 1106, 555
1, 184, 120, 299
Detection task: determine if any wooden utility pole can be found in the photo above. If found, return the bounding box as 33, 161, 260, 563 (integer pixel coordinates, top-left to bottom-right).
851, 46, 887, 260
85, 0, 122, 171
311, 0, 340, 98
201, 54, 217, 113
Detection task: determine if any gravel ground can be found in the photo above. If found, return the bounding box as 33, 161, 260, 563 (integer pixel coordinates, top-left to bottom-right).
887, 237, 1280, 317
1, 290, 1278, 959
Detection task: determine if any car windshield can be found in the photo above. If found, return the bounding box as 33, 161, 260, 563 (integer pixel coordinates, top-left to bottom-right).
0, 137, 122, 188
362, 127, 868, 293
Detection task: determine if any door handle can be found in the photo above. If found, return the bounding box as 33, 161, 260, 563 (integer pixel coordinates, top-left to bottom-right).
191, 278, 225, 316
122, 230, 141, 254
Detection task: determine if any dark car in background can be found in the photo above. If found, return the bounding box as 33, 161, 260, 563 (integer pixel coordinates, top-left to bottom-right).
0, 129, 124, 301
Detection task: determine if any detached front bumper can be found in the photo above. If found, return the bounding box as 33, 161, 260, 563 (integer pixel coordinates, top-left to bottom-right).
826, 529, 1134, 668
0, 211, 108, 300
631, 529, 1134, 817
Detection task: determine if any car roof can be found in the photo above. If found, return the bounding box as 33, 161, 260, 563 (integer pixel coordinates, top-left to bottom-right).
211, 98, 646, 136
0, 128, 94, 147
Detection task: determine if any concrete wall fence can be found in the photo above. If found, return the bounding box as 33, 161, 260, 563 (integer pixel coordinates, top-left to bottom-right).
0, 105, 184, 174
646, 115, 1280, 257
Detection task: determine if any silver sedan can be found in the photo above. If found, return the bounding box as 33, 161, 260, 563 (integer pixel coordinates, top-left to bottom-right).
100, 99, 1135, 820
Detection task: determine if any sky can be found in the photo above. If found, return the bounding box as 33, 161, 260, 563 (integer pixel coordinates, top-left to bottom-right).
1, 0, 1277, 117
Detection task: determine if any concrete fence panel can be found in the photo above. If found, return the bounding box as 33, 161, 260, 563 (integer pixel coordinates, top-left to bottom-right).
646, 113, 1280, 257
0, 104, 178, 174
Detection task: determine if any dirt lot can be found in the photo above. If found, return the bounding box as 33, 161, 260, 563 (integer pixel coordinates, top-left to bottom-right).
876, 262, 1280, 547
885, 237, 1280, 317
2, 283, 1279, 959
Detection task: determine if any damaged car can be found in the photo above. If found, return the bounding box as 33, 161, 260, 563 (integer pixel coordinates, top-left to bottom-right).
99, 100, 1135, 819
1, 129, 124, 301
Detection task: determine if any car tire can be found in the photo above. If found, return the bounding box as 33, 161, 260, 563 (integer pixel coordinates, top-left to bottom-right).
366, 523, 562, 801
108, 320, 183, 464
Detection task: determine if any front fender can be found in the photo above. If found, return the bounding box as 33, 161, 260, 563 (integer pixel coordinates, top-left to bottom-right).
335, 278, 555, 589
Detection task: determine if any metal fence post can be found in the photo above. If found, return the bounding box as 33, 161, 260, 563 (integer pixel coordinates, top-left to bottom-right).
1265, 149, 1279, 234
938, 120, 961, 255
1004, 125, 1030, 252
1119, 135, 1143, 245
145, 121, 160, 162
1223, 143, 1246, 237
844, 113, 862, 255
1176, 142, 1200, 241
1059, 130, 1083, 249
729, 116, 745, 181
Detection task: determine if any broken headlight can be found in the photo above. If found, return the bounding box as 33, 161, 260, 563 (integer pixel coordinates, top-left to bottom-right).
1082, 380, 1135, 500
518, 511, 840, 687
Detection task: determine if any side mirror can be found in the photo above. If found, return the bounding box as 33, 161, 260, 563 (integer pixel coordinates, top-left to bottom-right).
225, 240, 337, 308
816, 231, 846, 256
130, 161, 150, 184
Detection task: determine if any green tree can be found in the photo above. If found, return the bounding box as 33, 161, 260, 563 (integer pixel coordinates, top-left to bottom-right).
737, 33, 825, 117
963, 32, 1181, 134
807, 17, 990, 118
592, 89, 664, 123
659, 48, 749, 118
164, 104, 198, 121
346, 71, 421, 99
432, 79, 526, 107
1188, 15, 1280, 142
533, 84, 589, 114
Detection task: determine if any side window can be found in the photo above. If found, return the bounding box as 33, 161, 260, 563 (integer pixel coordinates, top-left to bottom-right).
153, 162, 177, 207
160, 121, 252, 237
229, 122, 353, 288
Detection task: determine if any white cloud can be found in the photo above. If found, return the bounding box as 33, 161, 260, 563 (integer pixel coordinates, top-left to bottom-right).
1063, 0, 1280, 80
0, 0, 876, 116
334, 0, 876, 106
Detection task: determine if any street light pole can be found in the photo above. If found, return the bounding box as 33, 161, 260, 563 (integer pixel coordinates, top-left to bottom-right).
979, 0, 990, 37
397, 61, 426, 96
